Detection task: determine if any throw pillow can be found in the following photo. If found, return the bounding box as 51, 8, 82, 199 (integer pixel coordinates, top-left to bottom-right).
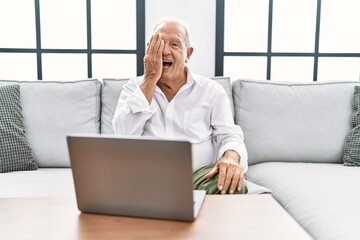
0, 84, 38, 173
343, 86, 360, 166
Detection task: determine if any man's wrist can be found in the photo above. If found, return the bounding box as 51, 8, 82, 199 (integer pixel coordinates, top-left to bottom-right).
143, 74, 159, 85
140, 77, 158, 104
222, 150, 241, 163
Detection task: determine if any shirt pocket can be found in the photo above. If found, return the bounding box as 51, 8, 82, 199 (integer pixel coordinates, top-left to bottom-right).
183, 108, 211, 140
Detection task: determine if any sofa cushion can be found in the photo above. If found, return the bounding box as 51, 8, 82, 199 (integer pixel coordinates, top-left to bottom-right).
343, 86, 360, 166
101, 77, 234, 134
233, 79, 360, 165
0, 85, 38, 173
101, 78, 129, 134
0, 79, 101, 167
246, 162, 360, 240
211, 77, 234, 116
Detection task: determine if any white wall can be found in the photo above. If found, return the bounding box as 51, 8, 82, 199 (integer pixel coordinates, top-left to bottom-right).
145, 0, 216, 77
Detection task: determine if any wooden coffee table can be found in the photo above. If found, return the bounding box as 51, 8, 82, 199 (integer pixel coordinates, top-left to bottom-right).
0, 195, 312, 240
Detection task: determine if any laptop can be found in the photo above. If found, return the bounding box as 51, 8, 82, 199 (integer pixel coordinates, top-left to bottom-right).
67, 134, 206, 222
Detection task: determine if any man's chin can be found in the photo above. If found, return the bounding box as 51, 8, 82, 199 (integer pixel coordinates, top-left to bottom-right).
160, 70, 172, 79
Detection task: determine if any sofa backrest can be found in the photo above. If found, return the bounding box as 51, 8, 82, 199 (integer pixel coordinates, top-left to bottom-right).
0, 79, 101, 167
212, 77, 235, 116
101, 77, 234, 134
233, 79, 360, 165
3, 77, 355, 167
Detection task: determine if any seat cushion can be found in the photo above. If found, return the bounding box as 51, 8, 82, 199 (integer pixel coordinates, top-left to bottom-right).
0, 168, 75, 198
233, 79, 360, 165
0, 79, 101, 167
246, 162, 360, 240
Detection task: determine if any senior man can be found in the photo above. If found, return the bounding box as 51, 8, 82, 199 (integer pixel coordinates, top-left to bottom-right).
112, 18, 248, 194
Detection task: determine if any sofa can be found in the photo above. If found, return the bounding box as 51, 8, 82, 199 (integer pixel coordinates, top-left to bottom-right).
1, 77, 360, 240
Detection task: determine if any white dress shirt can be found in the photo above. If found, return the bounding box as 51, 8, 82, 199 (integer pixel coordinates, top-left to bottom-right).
112, 68, 248, 172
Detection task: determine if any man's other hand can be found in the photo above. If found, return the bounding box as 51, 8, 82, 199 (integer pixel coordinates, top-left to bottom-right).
205, 151, 244, 194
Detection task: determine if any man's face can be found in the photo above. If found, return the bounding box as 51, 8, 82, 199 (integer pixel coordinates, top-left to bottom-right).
154, 23, 193, 82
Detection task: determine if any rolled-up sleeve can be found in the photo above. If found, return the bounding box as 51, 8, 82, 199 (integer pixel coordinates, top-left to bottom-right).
211, 87, 248, 172
112, 78, 157, 135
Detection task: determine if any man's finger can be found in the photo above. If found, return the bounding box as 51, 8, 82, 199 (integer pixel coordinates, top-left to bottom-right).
146, 35, 154, 54
147, 34, 158, 55
222, 167, 235, 194
229, 169, 241, 194
157, 39, 164, 58
205, 164, 218, 179
153, 34, 162, 54
237, 170, 245, 192
217, 165, 227, 192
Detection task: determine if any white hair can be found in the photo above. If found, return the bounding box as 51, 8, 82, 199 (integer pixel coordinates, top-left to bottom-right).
152, 17, 192, 48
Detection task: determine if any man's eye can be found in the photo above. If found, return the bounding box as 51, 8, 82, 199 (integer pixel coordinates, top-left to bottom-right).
172, 43, 179, 47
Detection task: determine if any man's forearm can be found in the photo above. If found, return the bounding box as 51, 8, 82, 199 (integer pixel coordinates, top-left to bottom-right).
112, 87, 154, 135
112, 108, 150, 135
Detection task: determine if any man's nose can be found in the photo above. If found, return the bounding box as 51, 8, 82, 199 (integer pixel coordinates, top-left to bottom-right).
163, 44, 171, 55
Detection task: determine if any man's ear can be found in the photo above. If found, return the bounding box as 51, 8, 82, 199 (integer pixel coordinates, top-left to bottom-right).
185, 47, 194, 63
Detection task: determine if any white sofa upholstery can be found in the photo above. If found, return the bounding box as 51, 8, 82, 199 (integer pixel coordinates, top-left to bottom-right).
0, 79, 101, 167
1, 78, 359, 240
235, 80, 360, 240
233, 80, 357, 165
0, 168, 74, 197
247, 162, 360, 240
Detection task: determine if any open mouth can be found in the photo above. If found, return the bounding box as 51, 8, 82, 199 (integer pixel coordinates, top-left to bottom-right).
162, 60, 173, 68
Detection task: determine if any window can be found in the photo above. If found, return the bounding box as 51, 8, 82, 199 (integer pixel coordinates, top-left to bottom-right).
0, 0, 145, 80
216, 0, 360, 81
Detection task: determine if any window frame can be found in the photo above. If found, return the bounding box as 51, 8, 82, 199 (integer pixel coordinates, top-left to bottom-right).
215, 0, 360, 81
0, 0, 145, 80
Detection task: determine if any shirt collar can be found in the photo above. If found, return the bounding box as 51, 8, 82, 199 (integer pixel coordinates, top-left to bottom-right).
185, 67, 202, 87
